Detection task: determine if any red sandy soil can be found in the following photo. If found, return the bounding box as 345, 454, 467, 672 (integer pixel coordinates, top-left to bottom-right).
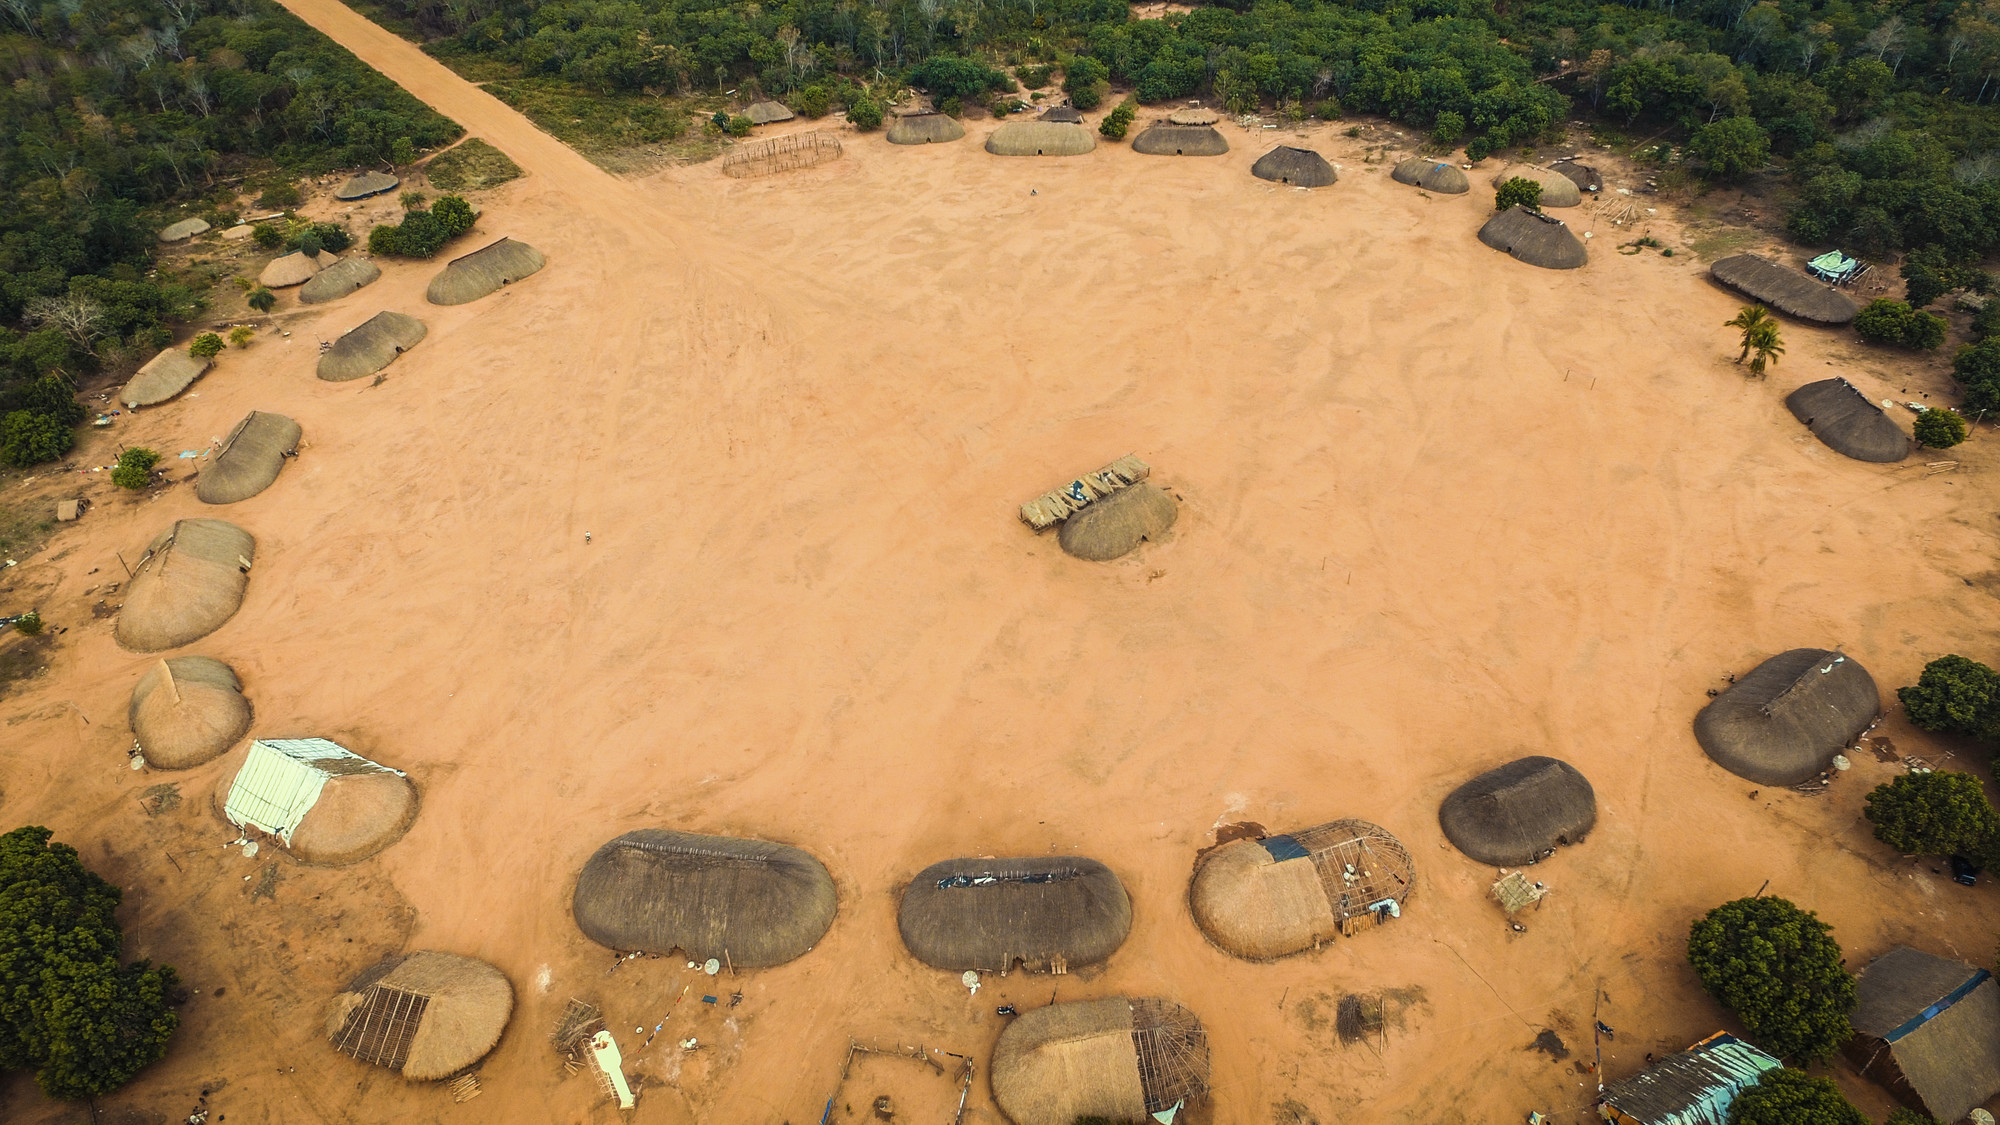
3, 4, 1999, 1123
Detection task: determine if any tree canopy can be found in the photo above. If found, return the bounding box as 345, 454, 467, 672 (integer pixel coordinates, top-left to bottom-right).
1726, 1068, 1868, 1125
1864, 770, 2000, 858
1900, 654, 2000, 741
1686, 896, 1855, 1064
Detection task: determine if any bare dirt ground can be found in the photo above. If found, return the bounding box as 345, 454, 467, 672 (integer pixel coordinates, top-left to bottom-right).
4, 3, 2000, 1123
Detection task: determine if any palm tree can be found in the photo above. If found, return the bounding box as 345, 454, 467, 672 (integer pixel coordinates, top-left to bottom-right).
1747, 322, 1785, 377
1725, 305, 1775, 363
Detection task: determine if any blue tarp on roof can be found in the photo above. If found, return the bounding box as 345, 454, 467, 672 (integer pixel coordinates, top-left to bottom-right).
1261, 835, 1310, 862
1887, 968, 1992, 1043
1598, 1033, 1781, 1125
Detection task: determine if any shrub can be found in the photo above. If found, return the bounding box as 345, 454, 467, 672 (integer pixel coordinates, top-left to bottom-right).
1464, 134, 1495, 161
848, 95, 883, 130
250, 223, 282, 249
1883, 1110, 1941, 1125
431, 195, 475, 237
1727, 1068, 1868, 1125
295, 231, 323, 258
727, 115, 753, 136
1315, 98, 1342, 120
110, 447, 161, 489
1100, 99, 1138, 141
1065, 56, 1109, 111
1017, 64, 1054, 89
400, 190, 427, 211
1686, 896, 1855, 1063
367, 225, 402, 256
247, 288, 276, 314
13, 610, 42, 636
254, 180, 300, 208
390, 137, 415, 166
1915, 408, 1969, 448
1902, 246, 1990, 309
939, 96, 962, 118
1899, 655, 2000, 741
1688, 116, 1770, 180
795, 86, 831, 118
908, 55, 1010, 101
0, 411, 73, 467
1865, 770, 2000, 857
187, 333, 223, 359
303, 222, 351, 253
1495, 176, 1543, 211
1433, 111, 1465, 145
228, 326, 254, 348
1854, 299, 1948, 350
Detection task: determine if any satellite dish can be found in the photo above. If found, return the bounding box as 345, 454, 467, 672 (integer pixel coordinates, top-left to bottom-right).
703, 958, 720, 976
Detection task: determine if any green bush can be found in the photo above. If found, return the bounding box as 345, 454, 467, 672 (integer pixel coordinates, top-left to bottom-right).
400, 190, 427, 211
1016, 64, 1054, 89
1902, 246, 1989, 308
1882, 1109, 1941, 1125
1688, 116, 1770, 180
431, 195, 475, 237
908, 56, 1011, 101
13, 610, 42, 636
1686, 896, 1855, 1063
110, 447, 161, 489
1727, 1068, 1867, 1125
848, 95, 883, 130
254, 180, 300, 208
0, 411, 73, 467
727, 114, 753, 136
1065, 56, 1109, 111
1495, 176, 1543, 211
939, 96, 963, 117
290, 221, 351, 254
1899, 655, 2000, 741
228, 326, 254, 348
1465, 134, 1495, 161
1854, 299, 1948, 350
367, 225, 402, 256
1433, 111, 1465, 145
1315, 98, 1342, 120
295, 230, 323, 258
1100, 99, 1138, 140
187, 333, 223, 360
1954, 337, 2000, 414
1865, 770, 2000, 857
250, 223, 282, 249
1915, 408, 1969, 448
795, 86, 831, 118
391, 137, 416, 166
247, 288, 276, 314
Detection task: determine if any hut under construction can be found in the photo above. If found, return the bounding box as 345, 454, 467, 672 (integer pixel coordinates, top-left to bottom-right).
1190, 819, 1415, 961
572, 828, 837, 968
1597, 1032, 1781, 1125
1709, 255, 1858, 325
1846, 946, 2000, 1124
318, 311, 427, 382
299, 257, 382, 305
128, 656, 251, 769
990, 997, 1210, 1125
887, 113, 965, 144
1131, 122, 1229, 156
1694, 648, 1879, 786
897, 856, 1132, 974
1251, 146, 1336, 187
426, 238, 545, 305
986, 121, 1096, 156
1491, 164, 1583, 207
721, 131, 842, 177
1391, 158, 1469, 193
197, 411, 301, 504
1785, 378, 1910, 463
215, 737, 418, 865
326, 950, 512, 1080
1478, 205, 1587, 270
1438, 756, 1596, 867
1059, 483, 1178, 561
122, 348, 209, 409
115, 518, 254, 652
745, 100, 795, 124
335, 171, 400, 201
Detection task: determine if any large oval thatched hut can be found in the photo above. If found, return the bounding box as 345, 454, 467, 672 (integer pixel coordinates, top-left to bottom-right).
1391, 158, 1469, 193
1491, 164, 1583, 207
1438, 756, 1597, 866
986, 121, 1096, 157
1710, 254, 1859, 325
746, 100, 795, 124
335, 171, 400, 201
897, 857, 1131, 973
572, 829, 837, 968
991, 997, 1210, 1125
426, 238, 545, 305
1786, 378, 1910, 463
887, 112, 966, 144
158, 218, 210, 243
1695, 649, 1880, 785
121, 348, 210, 409
1131, 122, 1229, 156
1252, 146, 1336, 187
1190, 819, 1414, 961
197, 411, 300, 505
259, 250, 323, 289
1058, 483, 1177, 561
318, 311, 427, 382
1479, 206, 1587, 270
115, 519, 254, 652
128, 656, 251, 769
299, 257, 382, 305
326, 951, 512, 1080
214, 737, 418, 865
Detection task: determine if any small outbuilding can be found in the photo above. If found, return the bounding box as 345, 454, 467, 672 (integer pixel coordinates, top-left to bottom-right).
1168, 107, 1220, 125
1190, 819, 1415, 960
326, 951, 512, 1080
335, 171, 401, 201
1785, 378, 1910, 463
258, 250, 325, 289
115, 519, 254, 652
1391, 158, 1469, 194
197, 411, 301, 504
887, 112, 966, 144
128, 655, 252, 769
318, 311, 428, 382
1058, 482, 1177, 561
897, 856, 1132, 973
1710, 255, 1859, 325
990, 997, 1210, 1125
215, 737, 418, 865
1037, 106, 1083, 123
572, 828, 837, 968
1491, 164, 1583, 207
1252, 146, 1336, 187
1478, 205, 1587, 270
1694, 648, 1879, 786
426, 237, 545, 305
1597, 1032, 1781, 1125
745, 100, 795, 124
1846, 946, 2000, 1125
121, 348, 210, 409
986, 121, 1096, 157
1438, 756, 1596, 866
299, 257, 382, 305
158, 218, 211, 243
1131, 122, 1229, 156
1550, 159, 1603, 193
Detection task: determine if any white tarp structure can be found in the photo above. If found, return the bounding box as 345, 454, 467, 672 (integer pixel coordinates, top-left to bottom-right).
223, 738, 403, 844
588, 1030, 635, 1108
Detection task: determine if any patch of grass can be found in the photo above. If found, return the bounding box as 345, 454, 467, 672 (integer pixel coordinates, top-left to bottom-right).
250, 862, 283, 902
424, 138, 524, 191
0, 491, 56, 560
0, 633, 53, 700
484, 78, 729, 170
141, 784, 182, 816
1687, 226, 1757, 260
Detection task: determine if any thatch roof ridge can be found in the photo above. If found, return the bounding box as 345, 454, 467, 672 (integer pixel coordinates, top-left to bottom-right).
122, 348, 210, 408
115, 518, 255, 652
1785, 378, 1910, 463
887, 112, 966, 144
425, 237, 544, 305
318, 311, 427, 382
1251, 145, 1336, 187
1853, 946, 1985, 1037
1710, 254, 1859, 324
1491, 163, 1583, 207
197, 410, 301, 504
897, 856, 1132, 972
986, 121, 1096, 156
1695, 648, 1880, 785
335, 171, 400, 201
1390, 158, 1469, 193
299, 257, 382, 305
1131, 122, 1229, 156
1478, 205, 1587, 270
128, 655, 251, 769
1058, 482, 1177, 561
1438, 756, 1596, 866
327, 950, 512, 1080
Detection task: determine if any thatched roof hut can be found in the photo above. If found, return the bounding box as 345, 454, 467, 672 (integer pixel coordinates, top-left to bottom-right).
1786, 378, 1910, 463
335, 171, 400, 201
318, 311, 427, 382
986, 121, 1096, 156
1190, 819, 1415, 961
121, 348, 210, 409
1846, 946, 2000, 1124
1168, 107, 1220, 125
215, 737, 418, 865
1551, 160, 1602, 192
1252, 146, 1336, 187
897, 857, 1131, 973
1479, 206, 1587, 270
197, 411, 300, 504
991, 997, 1210, 1125
1491, 164, 1583, 207
1695, 649, 1879, 785
326, 951, 512, 1080
887, 112, 966, 144
1391, 158, 1469, 193
1438, 756, 1596, 866
572, 828, 837, 968
158, 218, 210, 243
1710, 255, 1859, 325
746, 100, 795, 124
1058, 482, 1177, 561
1038, 106, 1083, 123
1131, 122, 1229, 156
115, 519, 255, 652
425, 238, 544, 305
1599, 1032, 1781, 1125
259, 250, 322, 289
299, 257, 382, 305
128, 656, 251, 769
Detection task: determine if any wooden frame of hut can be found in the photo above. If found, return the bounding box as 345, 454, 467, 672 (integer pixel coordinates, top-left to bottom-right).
1845, 946, 2000, 1124
1597, 1032, 1780, 1125
990, 997, 1210, 1125
1190, 819, 1415, 960
327, 951, 513, 1080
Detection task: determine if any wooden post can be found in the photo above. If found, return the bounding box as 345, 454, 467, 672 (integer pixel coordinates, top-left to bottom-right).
115, 552, 132, 579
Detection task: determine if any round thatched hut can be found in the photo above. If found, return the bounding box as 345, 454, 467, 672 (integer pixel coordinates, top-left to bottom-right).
1438, 756, 1597, 866
1058, 483, 1177, 561
426, 238, 545, 305
335, 171, 400, 201
326, 951, 512, 1080
1695, 649, 1880, 785
1131, 122, 1229, 156
299, 257, 382, 305
318, 311, 427, 382
1786, 379, 1910, 463
214, 737, 418, 865
115, 519, 255, 652
1710, 255, 1859, 325
1252, 146, 1336, 187
897, 857, 1131, 973
258, 250, 322, 289
986, 121, 1095, 157
990, 997, 1210, 1125
1478, 206, 1587, 270
1190, 819, 1414, 961
1037, 106, 1084, 123
158, 218, 210, 243
1168, 107, 1220, 125
1391, 158, 1469, 193
572, 828, 837, 968
1491, 164, 1583, 207
887, 112, 966, 144
128, 656, 251, 769
121, 348, 210, 409
197, 411, 301, 504
746, 100, 795, 124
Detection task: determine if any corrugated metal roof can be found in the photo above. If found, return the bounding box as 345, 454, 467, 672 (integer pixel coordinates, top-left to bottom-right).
223, 738, 401, 844
1598, 1034, 1780, 1125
